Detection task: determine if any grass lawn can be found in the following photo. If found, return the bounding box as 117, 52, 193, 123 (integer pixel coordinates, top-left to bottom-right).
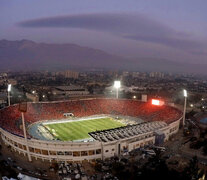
44, 118, 124, 141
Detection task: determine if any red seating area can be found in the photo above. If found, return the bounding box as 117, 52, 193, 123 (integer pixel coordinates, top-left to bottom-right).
0, 105, 23, 136
0, 99, 182, 136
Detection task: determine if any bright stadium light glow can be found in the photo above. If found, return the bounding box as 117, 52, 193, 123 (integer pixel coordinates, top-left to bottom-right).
8, 84, 11, 92
133, 95, 136, 99
7, 84, 11, 106
152, 99, 164, 106
183, 89, 187, 126
114, 81, 121, 99
114, 81, 121, 89
183, 89, 187, 97
152, 99, 160, 106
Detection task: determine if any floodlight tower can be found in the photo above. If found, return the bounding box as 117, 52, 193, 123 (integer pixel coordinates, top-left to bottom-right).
19, 102, 32, 162
7, 84, 11, 106
114, 81, 121, 99
183, 89, 187, 126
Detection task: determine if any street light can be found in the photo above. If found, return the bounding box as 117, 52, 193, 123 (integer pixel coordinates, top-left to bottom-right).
183, 89, 187, 126
7, 84, 11, 106
114, 81, 121, 99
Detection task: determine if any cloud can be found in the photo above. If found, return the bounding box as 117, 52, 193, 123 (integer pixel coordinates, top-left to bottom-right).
18, 13, 206, 54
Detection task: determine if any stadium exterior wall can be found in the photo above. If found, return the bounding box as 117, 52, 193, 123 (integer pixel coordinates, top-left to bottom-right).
0, 117, 181, 162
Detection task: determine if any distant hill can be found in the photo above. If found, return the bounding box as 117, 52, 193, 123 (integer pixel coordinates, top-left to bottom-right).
0, 39, 128, 71
0, 39, 206, 74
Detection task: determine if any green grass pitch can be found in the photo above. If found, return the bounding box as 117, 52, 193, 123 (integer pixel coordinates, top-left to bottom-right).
44, 118, 124, 141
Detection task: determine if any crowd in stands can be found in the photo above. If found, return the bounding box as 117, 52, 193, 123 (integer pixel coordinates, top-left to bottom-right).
0, 105, 23, 136
0, 98, 182, 137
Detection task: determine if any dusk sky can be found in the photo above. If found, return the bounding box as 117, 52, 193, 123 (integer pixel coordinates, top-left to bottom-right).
1, 0, 207, 63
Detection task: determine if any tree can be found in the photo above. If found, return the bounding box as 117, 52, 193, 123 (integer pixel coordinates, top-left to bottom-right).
184, 156, 199, 179
203, 145, 207, 155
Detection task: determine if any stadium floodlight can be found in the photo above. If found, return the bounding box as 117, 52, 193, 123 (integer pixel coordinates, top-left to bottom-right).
18, 102, 32, 161
114, 81, 121, 99
8, 84, 11, 92
7, 84, 11, 106
183, 89, 187, 126
114, 81, 121, 89
183, 89, 187, 97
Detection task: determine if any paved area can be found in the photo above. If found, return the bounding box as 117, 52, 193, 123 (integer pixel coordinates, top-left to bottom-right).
0, 137, 59, 180
163, 128, 207, 171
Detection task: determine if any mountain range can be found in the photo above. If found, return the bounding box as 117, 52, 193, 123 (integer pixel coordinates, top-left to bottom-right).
0, 39, 206, 74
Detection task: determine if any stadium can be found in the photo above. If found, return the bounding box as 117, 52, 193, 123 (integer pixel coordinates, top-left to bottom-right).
0, 98, 182, 162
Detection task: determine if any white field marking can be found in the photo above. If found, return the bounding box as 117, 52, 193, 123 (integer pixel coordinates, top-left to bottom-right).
42, 116, 110, 125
